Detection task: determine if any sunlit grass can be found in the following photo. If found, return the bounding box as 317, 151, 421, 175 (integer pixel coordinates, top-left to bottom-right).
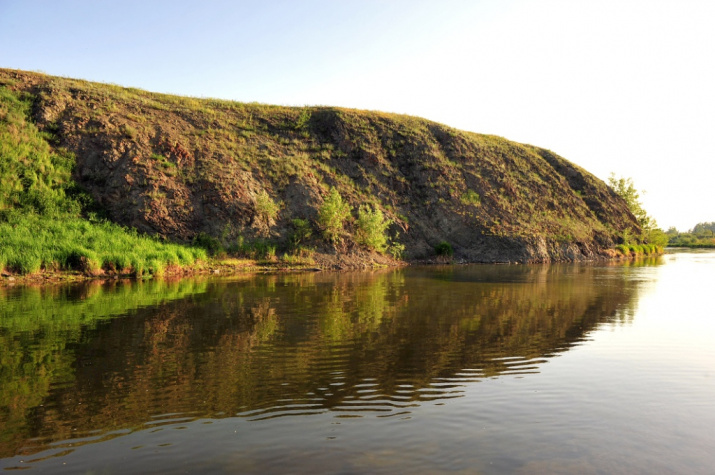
0, 213, 206, 276
0, 83, 208, 276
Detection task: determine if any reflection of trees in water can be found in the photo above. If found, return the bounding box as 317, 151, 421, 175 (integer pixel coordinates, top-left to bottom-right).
0, 279, 209, 458
0, 263, 649, 457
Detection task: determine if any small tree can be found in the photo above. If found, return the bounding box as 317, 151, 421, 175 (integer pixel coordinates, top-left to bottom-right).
318, 187, 351, 244
355, 205, 392, 252
289, 218, 312, 248
608, 174, 657, 231
255, 190, 279, 224
608, 174, 664, 245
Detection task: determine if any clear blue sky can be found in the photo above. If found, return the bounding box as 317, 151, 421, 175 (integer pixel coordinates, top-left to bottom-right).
2, 0, 713, 230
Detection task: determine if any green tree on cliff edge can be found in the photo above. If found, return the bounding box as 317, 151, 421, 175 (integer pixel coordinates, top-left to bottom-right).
608, 174, 667, 246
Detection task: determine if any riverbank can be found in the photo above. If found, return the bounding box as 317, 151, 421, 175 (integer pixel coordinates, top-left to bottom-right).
2, 68, 646, 272
0, 257, 319, 286
1, 247, 664, 288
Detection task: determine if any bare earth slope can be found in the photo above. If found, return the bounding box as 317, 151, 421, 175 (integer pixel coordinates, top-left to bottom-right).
0, 69, 640, 266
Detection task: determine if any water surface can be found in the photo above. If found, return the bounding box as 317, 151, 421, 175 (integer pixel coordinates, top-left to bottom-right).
1, 251, 714, 473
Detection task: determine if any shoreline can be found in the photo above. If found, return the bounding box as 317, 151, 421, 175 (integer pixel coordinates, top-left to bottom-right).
0, 250, 660, 288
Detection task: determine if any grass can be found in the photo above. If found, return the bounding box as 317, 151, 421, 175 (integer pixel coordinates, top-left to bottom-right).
0, 83, 208, 277
0, 87, 78, 217
0, 213, 206, 276
614, 243, 662, 258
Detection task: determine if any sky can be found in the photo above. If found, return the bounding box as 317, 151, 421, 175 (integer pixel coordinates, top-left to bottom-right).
1, 0, 713, 231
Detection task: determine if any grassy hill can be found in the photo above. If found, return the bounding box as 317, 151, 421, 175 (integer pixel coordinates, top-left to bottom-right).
0, 68, 643, 275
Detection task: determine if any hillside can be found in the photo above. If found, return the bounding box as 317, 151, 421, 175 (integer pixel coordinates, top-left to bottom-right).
0, 68, 641, 271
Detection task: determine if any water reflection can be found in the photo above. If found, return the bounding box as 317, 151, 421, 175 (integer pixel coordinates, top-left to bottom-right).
0, 262, 652, 460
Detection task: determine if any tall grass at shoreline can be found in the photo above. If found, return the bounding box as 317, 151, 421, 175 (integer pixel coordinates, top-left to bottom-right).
614, 243, 662, 257
0, 213, 206, 276
0, 84, 206, 277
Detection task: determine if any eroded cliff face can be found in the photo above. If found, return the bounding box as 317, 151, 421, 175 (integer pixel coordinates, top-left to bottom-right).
1, 69, 640, 266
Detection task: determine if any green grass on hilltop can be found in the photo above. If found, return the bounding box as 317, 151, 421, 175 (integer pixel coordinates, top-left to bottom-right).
0, 85, 206, 276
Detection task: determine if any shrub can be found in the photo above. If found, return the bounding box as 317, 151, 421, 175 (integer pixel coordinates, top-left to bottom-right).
615, 244, 630, 255
294, 109, 311, 130
355, 205, 391, 252
248, 240, 276, 260
193, 232, 224, 256
289, 218, 312, 248
255, 190, 280, 223
461, 189, 481, 206
435, 241, 454, 257
318, 187, 351, 244
388, 240, 406, 260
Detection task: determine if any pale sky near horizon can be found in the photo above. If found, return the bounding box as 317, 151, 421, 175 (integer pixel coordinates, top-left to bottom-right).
1, 0, 713, 231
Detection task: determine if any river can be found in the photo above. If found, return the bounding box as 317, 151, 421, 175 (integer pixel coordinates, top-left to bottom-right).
1, 250, 714, 474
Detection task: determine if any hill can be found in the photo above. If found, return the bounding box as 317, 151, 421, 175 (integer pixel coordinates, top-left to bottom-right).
0, 68, 642, 272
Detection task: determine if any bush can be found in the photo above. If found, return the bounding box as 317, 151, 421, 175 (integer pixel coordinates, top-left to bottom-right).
251, 240, 277, 260
616, 244, 630, 255
460, 190, 481, 206
318, 187, 351, 244
294, 109, 311, 130
193, 232, 224, 256
289, 218, 312, 248
355, 205, 392, 252
388, 240, 406, 260
255, 190, 280, 223
435, 241, 454, 257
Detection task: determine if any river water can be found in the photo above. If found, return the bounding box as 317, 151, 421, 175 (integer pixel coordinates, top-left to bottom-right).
1, 250, 714, 474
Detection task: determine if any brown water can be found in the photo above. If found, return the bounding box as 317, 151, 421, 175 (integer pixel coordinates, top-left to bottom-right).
1, 251, 714, 474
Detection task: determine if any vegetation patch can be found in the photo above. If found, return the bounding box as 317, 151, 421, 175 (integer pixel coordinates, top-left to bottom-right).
318, 187, 352, 244
435, 241, 454, 257
355, 205, 392, 252
0, 83, 206, 277
460, 189, 481, 206
0, 213, 206, 276
254, 190, 280, 225
666, 222, 715, 248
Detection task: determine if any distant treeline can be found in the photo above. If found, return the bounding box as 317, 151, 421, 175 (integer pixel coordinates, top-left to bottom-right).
667, 222, 715, 248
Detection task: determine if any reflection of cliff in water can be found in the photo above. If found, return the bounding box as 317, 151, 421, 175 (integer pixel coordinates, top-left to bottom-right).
0, 262, 653, 458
